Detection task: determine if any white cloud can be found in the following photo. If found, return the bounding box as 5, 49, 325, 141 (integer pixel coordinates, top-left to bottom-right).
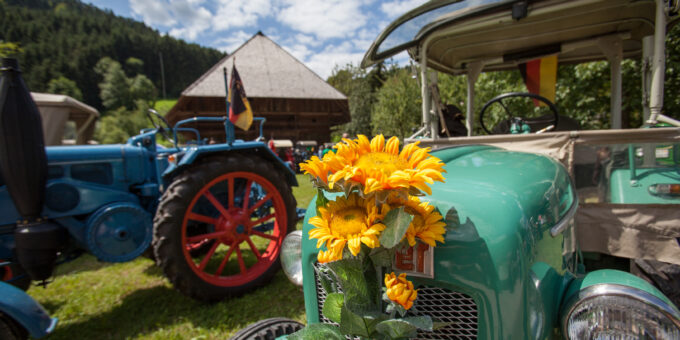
303, 43, 365, 79
282, 43, 313, 62
214, 31, 253, 53
130, 0, 176, 26
380, 0, 427, 19
167, 0, 213, 40
130, 0, 213, 40
212, 0, 273, 31
293, 34, 322, 48
278, 0, 368, 39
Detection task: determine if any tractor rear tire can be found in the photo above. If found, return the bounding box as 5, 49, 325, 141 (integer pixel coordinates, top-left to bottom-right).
229, 318, 304, 340
0, 313, 27, 340
153, 155, 296, 301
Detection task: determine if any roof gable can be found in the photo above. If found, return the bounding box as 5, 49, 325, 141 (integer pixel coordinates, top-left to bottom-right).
182, 32, 346, 100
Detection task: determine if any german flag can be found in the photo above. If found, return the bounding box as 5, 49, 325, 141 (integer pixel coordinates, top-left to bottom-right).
518, 55, 557, 107
228, 65, 253, 131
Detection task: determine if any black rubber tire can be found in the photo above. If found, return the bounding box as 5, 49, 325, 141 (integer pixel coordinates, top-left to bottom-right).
153, 155, 296, 301
1, 262, 31, 291
0, 313, 28, 340
229, 318, 304, 340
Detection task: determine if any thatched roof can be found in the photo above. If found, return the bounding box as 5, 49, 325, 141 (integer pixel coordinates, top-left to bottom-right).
182, 32, 346, 100
167, 32, 350, 144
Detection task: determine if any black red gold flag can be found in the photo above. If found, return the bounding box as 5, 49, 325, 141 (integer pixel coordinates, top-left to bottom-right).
518, 55, 557, 107
228, 65, 253, 130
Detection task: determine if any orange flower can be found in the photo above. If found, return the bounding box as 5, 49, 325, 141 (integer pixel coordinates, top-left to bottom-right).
299, 135, 446, 196
384, 272, 418, 310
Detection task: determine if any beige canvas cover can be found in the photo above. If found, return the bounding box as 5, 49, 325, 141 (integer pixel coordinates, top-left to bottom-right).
417, 127, 680, 264
31, 92, 99, 145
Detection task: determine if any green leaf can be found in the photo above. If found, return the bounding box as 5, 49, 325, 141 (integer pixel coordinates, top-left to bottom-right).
374, 319, 418, 339
338, 304, 386, 338
326, 258, 375, 312
379, 207, 413, 248
402, 316, 433, 331
322, 293, 344, 324
315, 188, 329, 214
315, 265, 336, 294
369, 247, 393, 268
287, 324, 345, 340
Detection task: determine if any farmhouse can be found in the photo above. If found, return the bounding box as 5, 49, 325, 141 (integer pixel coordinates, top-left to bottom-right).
166, 32, 350, 144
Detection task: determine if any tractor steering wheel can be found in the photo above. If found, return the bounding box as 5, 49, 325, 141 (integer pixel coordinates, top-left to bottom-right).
146, 109, 174, 142
479, 92, 559, 135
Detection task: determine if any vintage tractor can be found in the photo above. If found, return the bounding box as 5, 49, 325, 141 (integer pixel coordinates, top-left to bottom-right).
234, 0, 680, 339
0, 57, 298, 339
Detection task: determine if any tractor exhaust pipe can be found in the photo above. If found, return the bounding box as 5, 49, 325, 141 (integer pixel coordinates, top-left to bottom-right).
0, 58, 66, 281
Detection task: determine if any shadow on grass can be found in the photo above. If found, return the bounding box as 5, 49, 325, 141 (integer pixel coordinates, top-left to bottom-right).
141, 262, 164, 277
46, 272, 305, 339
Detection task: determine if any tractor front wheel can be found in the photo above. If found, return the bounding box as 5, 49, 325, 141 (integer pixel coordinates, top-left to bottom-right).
229, 318, 304, 340
0, 313, 27, 340
153, 155, 296, 301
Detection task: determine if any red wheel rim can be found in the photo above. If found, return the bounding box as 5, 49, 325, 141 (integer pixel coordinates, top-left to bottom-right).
1, 263, 12, 282
181, 172, 288, 287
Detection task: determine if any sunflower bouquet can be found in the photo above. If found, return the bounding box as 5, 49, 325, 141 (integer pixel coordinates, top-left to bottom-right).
289, 135, 448, 340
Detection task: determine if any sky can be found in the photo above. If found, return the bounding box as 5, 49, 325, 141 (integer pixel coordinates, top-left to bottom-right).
84, 0, 427, 79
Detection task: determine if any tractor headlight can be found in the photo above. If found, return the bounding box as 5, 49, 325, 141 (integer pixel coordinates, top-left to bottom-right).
562, 284, 680, 339
281, 230, 303, 286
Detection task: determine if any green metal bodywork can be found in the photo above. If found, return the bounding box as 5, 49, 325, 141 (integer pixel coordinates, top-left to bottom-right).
300, 145, 673, 338
302, 145, 577, 338
610, 168, 680, 203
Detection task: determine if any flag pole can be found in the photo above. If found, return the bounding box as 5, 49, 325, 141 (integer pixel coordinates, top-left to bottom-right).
223, 66, 235, 144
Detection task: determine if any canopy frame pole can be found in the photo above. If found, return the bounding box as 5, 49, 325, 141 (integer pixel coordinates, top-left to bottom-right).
647, 0, 667, 125
598, 36, 623, 129
420, 44, 431, 138
466, 61, 484, 136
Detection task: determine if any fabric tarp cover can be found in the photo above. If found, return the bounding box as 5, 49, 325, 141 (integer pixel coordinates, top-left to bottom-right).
414, 127, 680, 264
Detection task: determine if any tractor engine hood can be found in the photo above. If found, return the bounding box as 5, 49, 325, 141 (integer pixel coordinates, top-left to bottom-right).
428, 144, 575, 246
300, 144, 578, 337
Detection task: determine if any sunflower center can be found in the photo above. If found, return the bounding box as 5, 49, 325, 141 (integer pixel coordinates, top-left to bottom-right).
356, 152, 408, 175
330, 207, 367, 236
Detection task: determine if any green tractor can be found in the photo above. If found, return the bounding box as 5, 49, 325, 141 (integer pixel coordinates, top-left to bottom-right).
234, 0, 680, 339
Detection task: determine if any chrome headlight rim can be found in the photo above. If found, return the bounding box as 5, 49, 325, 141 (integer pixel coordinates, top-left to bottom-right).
281, 230, 303, 287
561, 283, 680, 336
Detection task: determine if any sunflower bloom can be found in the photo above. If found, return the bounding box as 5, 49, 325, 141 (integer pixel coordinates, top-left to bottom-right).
306, 134, 446, 196
389, 195, 447, 247
308, 193, 389, 262
299, 156, 329, 185
385, 272, 418, 310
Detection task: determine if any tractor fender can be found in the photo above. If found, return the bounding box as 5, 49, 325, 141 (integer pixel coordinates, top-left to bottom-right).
559, 269, 680, 325
0, 281, 56, 338
163, 142, 298, 187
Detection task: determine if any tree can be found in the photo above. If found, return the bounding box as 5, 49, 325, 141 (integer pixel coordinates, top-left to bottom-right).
371, 68, 421, 139
47, 76, 83, 101
94, 100, 150, 144
327, 64, 375, 138
93, 57, 157, 143
0, 40, 22, 58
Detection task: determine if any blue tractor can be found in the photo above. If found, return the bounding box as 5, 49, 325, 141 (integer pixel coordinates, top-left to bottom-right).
0, 58, 299, 339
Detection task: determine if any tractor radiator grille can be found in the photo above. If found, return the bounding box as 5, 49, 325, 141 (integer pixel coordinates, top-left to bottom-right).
313, 263, 479, 339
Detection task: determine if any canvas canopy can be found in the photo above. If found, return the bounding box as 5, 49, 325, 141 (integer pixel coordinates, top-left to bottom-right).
31, 92, 99, 145
416, 128, 680, 265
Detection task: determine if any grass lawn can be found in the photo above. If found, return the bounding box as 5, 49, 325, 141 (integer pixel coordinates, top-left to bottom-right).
28, 174, 315, 340
154, 99, 178, 116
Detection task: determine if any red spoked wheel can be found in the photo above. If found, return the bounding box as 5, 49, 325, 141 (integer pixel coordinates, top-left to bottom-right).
0, 261, 31, 291
153, 155, 296, 301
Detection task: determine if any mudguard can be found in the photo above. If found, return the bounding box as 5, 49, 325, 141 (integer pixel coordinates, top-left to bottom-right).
560, 269, 680, 328
162, 142, 298, 187
0, 281, 56, 338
